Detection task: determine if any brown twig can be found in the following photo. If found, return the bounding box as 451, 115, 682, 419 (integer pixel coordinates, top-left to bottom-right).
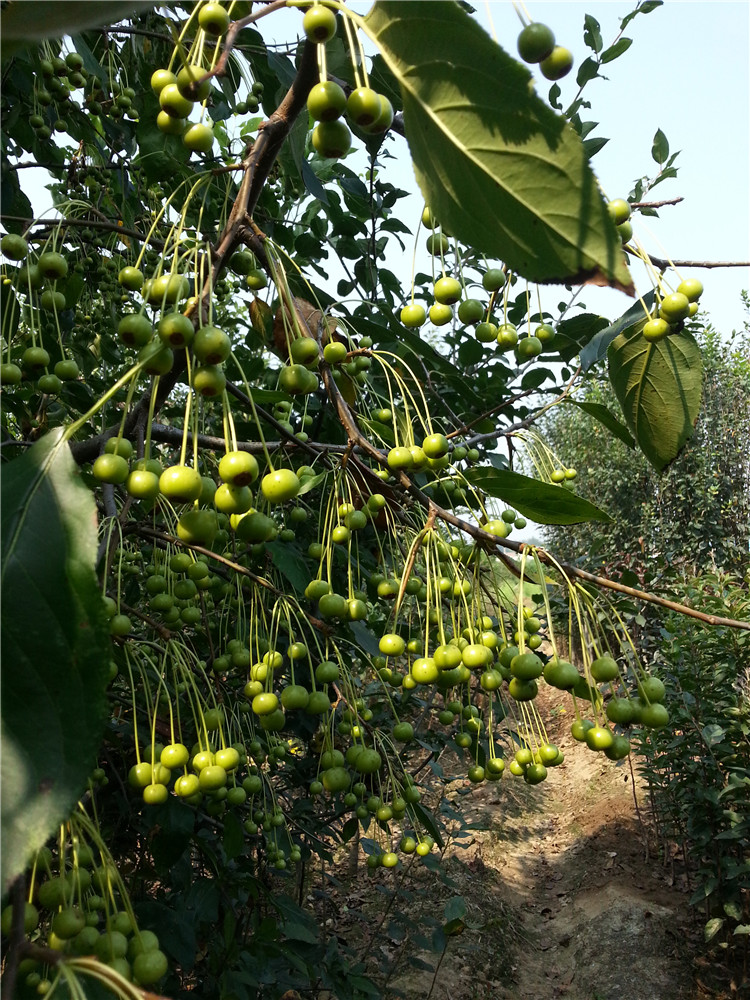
631, 197, 684, 209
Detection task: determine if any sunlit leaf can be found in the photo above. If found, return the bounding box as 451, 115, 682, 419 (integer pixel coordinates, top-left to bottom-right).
608, 329, 702, 471
359, 1, 633, 292
464, 466, 612, 524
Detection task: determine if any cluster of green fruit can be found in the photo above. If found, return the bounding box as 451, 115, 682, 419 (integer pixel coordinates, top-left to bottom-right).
149, 1, 237, 152
4, 837, 168, 992
0, 243, 81, 391
516, 21, 574, 81
23, 47, 141, 143
401, 209, 558, 361
644, 277, 704, 342
303, 2, 394, 159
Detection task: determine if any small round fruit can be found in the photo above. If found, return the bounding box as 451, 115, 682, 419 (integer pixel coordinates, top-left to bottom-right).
157, 110, 186, 135
643, 318, 670, 342
118, 266, 144, 291
585, 725, 614, 751
125, 470, 160, 501
93, 454, 129, 485
426, 233, 450, 256
307, 80, 347, 122
193, 325, 230, 364
422, 432, 449, 458
150, 69, 176, 95
457, 298, 485, 324
517, 22, 555, 63
496, 323, 518, 350
482, 268, 506, 292
159, 83, 193, 118
183, 122, 215, 153
158, 465, 203, 503
198, 2, 230, 35
617, 221, 633, 244
37, 373, 62, 394
516, 336, 543, 360
219, 450, 259, 487
118, 313, 153, 348
37, 251, 68, 280
1, 233, 29, 260
540, 46, 574, 80
429, 302, 453, 326
261, 469, 300, 504
637, 676, 666, 703
607, 198, 631, 225
303, 5, 337, 43
659, 292, 690, 323
176, 63, 211, 101
312, 120, 351, 158
475, 321, 498, 344
347, 87, 381, 127
133, 949, 168, 986
677, 278, 703, 303
590, 654, 619, 683
639, 702, 669, 728
192, 364, 226, 397
433, 276, 462, 305
0, 363, 22, 385
400, 303, 426, 328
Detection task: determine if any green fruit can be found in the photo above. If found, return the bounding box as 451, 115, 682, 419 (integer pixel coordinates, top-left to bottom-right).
429, 302, 453, 326
543, 658, 579, 689
346, 87, 381, 127
303, 5, 337, 43
540, 46, 574, 80
93, 454, 129, 485
457, 298, 485, 324
517, 22, 555, 63
637, 676, 666, 703
198, 2, 231, 35
659, 292, 690, 323
312, 120, 351, 158
426, 233, 450, 256
607, 198, 631, 225
158, 465, 203, 503
585, 725, 614, 751
590, 655, 619, 682
677, 278, 703, 302
307, 81, 347, 122
400, 303, 426, 328
261, 469, 300, 504
434, 276, 462, 305
193, 325, 230, 364
482, 268, 506, 292
643, 318, 670, 342
37, 251, 68, 280
159, 83, 193, 118
183, 122, 215, 153
118, 313, 153, 348
176, 63, 211, 101
1, 233, 29, 260
516, 336, 543, 360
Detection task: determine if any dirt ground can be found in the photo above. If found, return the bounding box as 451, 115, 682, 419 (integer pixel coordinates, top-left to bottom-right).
314, 685, 716, 1000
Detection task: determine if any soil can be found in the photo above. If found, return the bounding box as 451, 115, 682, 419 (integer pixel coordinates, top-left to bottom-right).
314, 685, 710, 1000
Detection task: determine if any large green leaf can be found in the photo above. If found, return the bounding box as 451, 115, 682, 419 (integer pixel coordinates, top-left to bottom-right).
562, 399, 635, 448
1, 430, 111, 890
607, 328, 702, 472
579, 291, 656, 371
359, 1, 633, 292
1, 2, 154, 54
464, 466, 611, 524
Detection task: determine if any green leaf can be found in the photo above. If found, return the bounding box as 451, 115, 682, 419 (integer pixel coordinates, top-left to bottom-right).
1, 429, 111, 891
463, 467, 612, 524
554, 312, 610, 363
621, 1, 663, 30
607, 329, 703, 472
1, 2, 155, 54
359, 1, 633, 292
223, 811, 244, 860
579, 291, 656, 370
583, 14, 603, 52
600, 37, 633, 63
444, 896, 467, 922
563, 399, 635, 448
651, 128, 669, 165
576, 56, 600, 87
705, 917, 724, 942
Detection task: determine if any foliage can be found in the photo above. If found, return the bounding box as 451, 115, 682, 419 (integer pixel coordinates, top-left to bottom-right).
0, 1, 742, 998
543, 323, 750, 582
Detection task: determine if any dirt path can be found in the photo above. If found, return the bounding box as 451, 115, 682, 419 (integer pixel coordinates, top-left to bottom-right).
372, 686, 702, 1000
